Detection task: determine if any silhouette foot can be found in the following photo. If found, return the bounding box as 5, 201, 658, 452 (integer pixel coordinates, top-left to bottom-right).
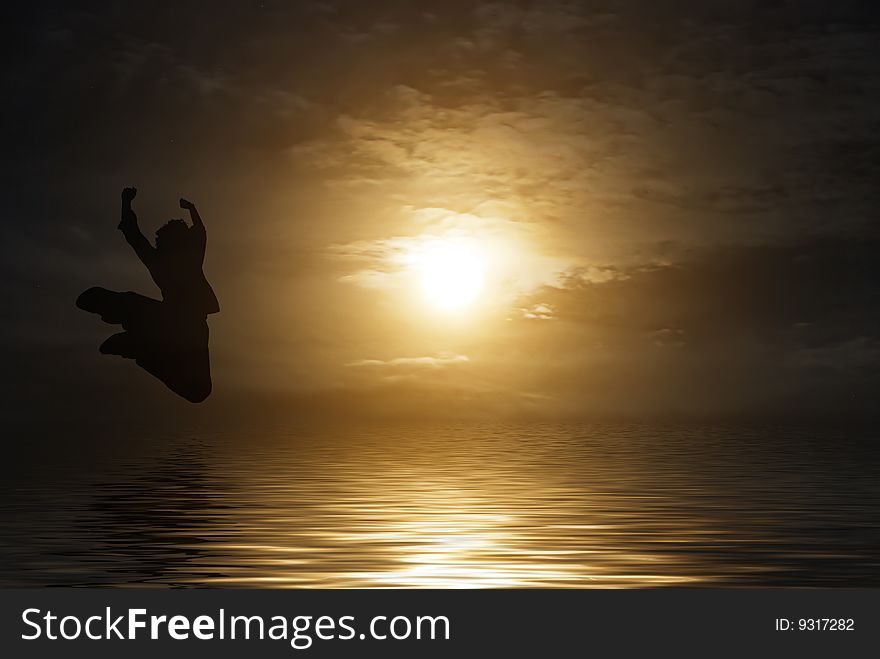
99, 332, 136, 358
76, 287, 123, 323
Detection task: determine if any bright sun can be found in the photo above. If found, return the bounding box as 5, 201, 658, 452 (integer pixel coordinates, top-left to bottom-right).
416, 240, 486, 311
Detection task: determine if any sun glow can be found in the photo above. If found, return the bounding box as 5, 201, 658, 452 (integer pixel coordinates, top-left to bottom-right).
415, 240, 486, 311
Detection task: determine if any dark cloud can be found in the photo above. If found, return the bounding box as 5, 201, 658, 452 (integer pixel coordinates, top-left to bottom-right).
509, 238, 880, 417
548, 239, 880, 341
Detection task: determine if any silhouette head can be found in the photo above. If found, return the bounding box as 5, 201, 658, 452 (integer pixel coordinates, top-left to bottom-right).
155, 219, 191, 253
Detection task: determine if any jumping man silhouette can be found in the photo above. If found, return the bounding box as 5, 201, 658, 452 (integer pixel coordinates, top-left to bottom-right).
76, 187, 219, 402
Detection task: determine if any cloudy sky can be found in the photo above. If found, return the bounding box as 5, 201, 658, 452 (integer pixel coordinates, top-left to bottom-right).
4, 1, 879, 422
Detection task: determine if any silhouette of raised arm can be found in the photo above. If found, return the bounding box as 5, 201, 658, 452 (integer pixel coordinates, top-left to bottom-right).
180, 197, 207, 258
179, 197, 203, 229
118, 187, 156, 267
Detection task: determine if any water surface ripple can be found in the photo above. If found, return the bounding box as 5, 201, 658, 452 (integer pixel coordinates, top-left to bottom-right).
2, 423, 878, 587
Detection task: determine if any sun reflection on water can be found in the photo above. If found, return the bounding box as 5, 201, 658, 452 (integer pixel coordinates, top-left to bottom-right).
170, 429, 705, 588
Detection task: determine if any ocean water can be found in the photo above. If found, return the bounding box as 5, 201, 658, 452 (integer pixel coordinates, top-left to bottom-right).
2, 422, 878, 587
